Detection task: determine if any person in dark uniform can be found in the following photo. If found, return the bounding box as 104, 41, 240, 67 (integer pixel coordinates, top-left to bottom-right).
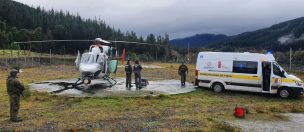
133, 60, 143, 90
6, 69, 24, 122
262, 64, 271, 91
125, 60, 133, 89
178, 62, 188, 86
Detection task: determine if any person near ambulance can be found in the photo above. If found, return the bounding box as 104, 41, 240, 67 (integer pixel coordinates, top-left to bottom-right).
262, 63, 271, 91
178, 62, 188, 86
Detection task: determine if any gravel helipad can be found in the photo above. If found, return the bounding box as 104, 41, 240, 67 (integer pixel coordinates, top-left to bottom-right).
29, 78, 196, 97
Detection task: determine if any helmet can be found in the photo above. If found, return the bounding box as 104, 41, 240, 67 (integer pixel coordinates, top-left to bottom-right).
10, 69, 19, 77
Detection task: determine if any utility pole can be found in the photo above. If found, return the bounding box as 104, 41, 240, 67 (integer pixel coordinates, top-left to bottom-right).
39, 44, 42, 65
10, 43, 13, 56
63, 45, 66, 65
289, 47, 292, 71
187, 42, 190, 63
50, 49, 52, 64
115, 38, 118, 57
155, 47, 158, 61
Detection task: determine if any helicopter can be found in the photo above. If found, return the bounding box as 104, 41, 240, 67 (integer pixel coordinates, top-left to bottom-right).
14, 38, 167, 93
73, 38, 118, 88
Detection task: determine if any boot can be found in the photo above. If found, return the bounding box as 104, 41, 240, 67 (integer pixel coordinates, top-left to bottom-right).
11, 118, 22, 122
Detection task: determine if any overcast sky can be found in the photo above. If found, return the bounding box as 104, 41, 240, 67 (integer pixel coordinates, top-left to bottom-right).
14, 0, 304, 39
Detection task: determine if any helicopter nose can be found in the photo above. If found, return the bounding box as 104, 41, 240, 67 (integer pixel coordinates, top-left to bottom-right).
79, 63, 100, 73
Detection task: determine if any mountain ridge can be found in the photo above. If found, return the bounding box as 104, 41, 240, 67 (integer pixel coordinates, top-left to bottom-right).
169, 34, 227, 48
209, 17, 304, 51
171, 17, 304, 52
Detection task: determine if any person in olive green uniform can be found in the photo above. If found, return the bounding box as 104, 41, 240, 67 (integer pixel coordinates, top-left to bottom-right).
6, 69, 24, 122
133, 60, 143, 90
178, 62, 188, 86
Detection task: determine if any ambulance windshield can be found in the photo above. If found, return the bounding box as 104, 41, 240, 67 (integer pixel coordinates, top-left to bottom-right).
273, 62, 286, 77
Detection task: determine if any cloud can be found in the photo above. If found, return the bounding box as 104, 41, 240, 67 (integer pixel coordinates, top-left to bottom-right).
14, 0, 304, 39
278, 33, 304, 45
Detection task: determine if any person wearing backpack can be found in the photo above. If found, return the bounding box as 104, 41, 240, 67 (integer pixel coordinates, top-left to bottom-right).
178, 62, 188, 86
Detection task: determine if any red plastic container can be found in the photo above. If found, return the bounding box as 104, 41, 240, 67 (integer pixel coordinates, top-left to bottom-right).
235, 107, 246, 118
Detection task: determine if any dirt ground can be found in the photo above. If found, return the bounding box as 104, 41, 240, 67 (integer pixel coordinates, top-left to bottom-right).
0, 63, 304, 131
230, 113, 304, 132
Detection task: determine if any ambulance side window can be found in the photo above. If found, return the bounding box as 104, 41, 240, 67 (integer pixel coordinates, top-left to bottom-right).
233, 61, 258, 74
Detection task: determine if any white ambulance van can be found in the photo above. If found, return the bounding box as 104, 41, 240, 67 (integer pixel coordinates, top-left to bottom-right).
194, 52, 304, 98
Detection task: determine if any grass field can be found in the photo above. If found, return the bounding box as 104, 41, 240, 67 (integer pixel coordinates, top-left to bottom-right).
0, 63, 304, 131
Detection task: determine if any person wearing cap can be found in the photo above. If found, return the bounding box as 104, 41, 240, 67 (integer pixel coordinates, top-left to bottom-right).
178, 62, 188, 86
133, 60, 143, 89
125, 60, 133, 89
6, 68, 24, 122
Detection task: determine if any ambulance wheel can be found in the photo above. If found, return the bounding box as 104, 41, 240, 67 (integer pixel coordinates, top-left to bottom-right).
212, 83, 224, 93
278, 88, 291, 98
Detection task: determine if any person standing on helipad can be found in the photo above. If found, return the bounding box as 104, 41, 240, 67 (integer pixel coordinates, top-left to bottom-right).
133, 60, 143, 89
125, 60, 133, 89
178, 62, 188, 86
6, 68, 24, 122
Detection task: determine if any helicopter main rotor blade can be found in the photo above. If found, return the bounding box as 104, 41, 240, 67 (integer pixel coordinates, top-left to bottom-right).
108, 40, 168, 47
13, 40, 92, 44
14, 39, 168, 47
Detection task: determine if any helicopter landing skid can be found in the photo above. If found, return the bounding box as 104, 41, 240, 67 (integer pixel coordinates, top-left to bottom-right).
72, 78, 86, 87
50, 76, 116, 94
103, 75, 117, 87
50, 85, 89, 94
50, 78, 94, 94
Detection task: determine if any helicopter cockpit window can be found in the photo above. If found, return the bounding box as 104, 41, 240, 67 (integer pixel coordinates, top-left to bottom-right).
81, 53, 99, 63
91, 46, 103, 54
80, 53, 90, 63
97, 55, 104, 63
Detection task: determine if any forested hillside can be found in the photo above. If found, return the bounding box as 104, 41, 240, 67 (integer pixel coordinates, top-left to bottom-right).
0, 0, 170, 60
209, 17, 304, 52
